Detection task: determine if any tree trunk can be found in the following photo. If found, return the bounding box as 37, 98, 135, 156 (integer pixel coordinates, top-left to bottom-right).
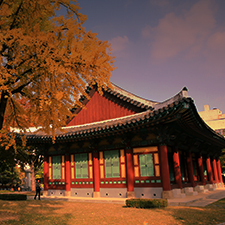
0, 91, 8, 130
31, 162, 36, 191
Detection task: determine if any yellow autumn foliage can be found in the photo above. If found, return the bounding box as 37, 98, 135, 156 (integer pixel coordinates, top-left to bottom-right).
0, 0, 115, 146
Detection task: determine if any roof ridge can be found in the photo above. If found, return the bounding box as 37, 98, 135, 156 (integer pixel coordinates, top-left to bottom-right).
154, 87, 189, 110
108, 83, 159, 108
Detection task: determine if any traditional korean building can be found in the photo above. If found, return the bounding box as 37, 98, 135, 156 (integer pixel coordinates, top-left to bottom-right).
26, 84, 225, 199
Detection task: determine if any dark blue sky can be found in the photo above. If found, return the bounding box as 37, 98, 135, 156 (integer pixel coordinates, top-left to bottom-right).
77, 0, 225, 113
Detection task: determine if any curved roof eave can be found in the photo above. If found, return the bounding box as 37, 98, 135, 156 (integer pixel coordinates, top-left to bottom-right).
178, 98, 225, 147
24, 86, 225, 152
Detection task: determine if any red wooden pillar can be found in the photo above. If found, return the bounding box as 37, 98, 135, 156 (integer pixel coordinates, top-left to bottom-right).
44, 157, 49, 191
212, 158, 219, 183
65, 155, 71, 196
159, 145, 171, 191
197, 155, 205, 185
173, 150, 182, 189
217, 159, 223, 183
125, 147, 135, 197
206, 157, 213, 184
186, 152, 195, 187
93, 152, 100, 197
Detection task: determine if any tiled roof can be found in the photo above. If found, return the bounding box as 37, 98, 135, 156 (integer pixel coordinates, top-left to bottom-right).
25, 87, 189, 142
106, 83, 159, 110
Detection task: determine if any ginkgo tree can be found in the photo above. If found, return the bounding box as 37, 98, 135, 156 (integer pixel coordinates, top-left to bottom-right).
0, 0, 114, 148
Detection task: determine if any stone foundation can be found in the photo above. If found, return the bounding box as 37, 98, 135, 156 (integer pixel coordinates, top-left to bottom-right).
205, 184, 215, 191
217, 183, 224, 188
134, 187, 163, 199
100, 188, 127, 198
163, 183, 223, 199
42, 190, 48, 196
194, 185, 208, 193
162, 190, 174, 199
171, 189, 186, 198
70, 188, 93, 197
64, 191, 71, 197
48, 189, 65, 196
183, 187, 198, 196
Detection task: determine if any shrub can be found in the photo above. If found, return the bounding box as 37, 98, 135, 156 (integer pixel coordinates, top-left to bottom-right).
126, 198, 168, 208
0, 194, 27, 201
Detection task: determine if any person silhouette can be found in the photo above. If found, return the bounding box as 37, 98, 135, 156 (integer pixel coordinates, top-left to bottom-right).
34, 179, 41, 200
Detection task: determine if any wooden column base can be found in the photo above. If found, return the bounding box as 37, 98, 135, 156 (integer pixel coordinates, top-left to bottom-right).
126, 191, 135, 198
93, 191, 101, 198
162, 190, 173, 199
217, 183, 224, 188
65, 191, 71, 197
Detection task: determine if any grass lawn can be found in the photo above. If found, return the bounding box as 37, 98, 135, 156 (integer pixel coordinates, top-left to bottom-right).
0, 197, 225, 225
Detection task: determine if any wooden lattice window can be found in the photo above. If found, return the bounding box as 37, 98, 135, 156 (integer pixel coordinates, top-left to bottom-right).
52, 156, 61, 179
104, 150, 120, 178
75, 153, 88, 179
139, 154, 154, 177
133, 147, 160, 180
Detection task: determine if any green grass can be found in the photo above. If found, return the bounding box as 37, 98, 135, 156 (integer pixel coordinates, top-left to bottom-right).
0, 198, 225, 225
0, 190, 42, 196
207, 198, 225, 207
0, 193, 27, 201
0, 190, 13, 193
126, 198, 168, 208
169, 205, 225, 225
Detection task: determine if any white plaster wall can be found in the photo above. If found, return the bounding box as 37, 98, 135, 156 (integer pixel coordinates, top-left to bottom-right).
48, 189, 65, 196
70, 188, 94, 197
100, 188, 127, 198
134, 187, 163, 199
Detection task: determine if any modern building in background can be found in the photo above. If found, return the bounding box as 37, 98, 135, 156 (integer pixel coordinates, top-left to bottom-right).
199, 105, 225, 178
25, 84, 225, 199
199, 105, 225, 136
